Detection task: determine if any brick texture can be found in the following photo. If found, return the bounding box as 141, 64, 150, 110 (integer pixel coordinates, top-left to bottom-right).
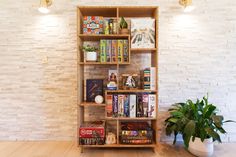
0, 0, 236, 142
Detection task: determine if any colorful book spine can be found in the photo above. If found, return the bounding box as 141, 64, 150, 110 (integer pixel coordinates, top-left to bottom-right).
129, 94, 136, 118
124, 95, 129, 117
104, 19, 109, 35
100, 40, 107, 62
106, 94, 113, 118
111, 40, 117, 62
112, 94, 118, 117
142, 94, 149, 117
118, 40, 123, 63
148, 94, 156, 118
118, 95, 125, 117
150, 67, 156, 90
123, 40, 129, 63
136, 94, 143, 117
106, 40, 112, 62
143, 68, 151, 90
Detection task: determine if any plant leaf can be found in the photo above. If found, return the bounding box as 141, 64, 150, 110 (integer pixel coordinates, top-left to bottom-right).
205, 127, 222, 142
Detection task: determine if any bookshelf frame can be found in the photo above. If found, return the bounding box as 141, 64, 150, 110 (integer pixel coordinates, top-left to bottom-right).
77, 6, 159, 153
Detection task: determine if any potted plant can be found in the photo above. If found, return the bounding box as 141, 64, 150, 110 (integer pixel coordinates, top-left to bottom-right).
120, 17, 129, 34
83, 45, 98, 62
165, 95, 234, 157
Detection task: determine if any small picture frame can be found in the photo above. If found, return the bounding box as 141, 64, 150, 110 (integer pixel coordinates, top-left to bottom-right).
122, 74, 138, 90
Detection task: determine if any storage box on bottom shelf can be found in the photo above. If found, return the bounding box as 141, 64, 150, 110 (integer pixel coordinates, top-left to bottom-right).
120, 122, 154, 144
79, 121, 105, 145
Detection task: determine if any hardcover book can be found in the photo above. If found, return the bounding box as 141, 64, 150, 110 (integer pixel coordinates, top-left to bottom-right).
100, 40, 107, 62
106, 94, 113, 118
112, 94, 118, 117
106, 40, 112, 62
124, 95, 130, 117
148, 94, 156, 118
117, 40, 123, 63
131, 18, 155, 48
123, 40, 129, 62
118, 95, 125, 117
129, 94, 137, 118
143, 68, 151, 90
111, 40, 117, 62
86, 79, 103, 102
142, 94, 149, 117
136, 94, 143, 117
83, 16, 104, 34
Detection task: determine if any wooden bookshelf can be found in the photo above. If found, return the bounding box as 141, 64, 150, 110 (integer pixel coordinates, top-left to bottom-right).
77, 6, 159, 153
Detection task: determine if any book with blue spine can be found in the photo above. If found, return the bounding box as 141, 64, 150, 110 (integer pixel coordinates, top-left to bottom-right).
124, 95, 129, 117
112, 94, 118, 117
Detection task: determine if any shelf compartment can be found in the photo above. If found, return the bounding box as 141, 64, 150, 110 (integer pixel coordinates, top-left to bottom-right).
118, 7, 157, 18
80, 102, 106, 107
78, 34, 130, 41
78, 6, 117, 17
105, 117, 156, 120
106, 89, 157, 93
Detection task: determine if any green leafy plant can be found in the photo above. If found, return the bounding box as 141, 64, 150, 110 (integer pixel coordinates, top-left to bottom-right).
165, 95, 234, 148
82, 45, 98, 52
120, 17, 128, 29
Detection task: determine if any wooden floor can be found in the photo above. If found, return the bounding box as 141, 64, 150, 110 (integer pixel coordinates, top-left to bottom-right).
0, 141, 235, 157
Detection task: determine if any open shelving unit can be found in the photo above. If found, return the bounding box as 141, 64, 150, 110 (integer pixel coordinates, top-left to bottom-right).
77, 6, 158, 153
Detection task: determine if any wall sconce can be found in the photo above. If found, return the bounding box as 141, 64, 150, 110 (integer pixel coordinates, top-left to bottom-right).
38, 0, 52, 14
179, 0, 195, 12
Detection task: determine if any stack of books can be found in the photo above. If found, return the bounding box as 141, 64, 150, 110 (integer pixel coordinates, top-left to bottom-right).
79, 121, 105, 145
143, 67, 156, 90
100, 39, 129, 63
120, 122, 153, 144
106, 93, 156, 118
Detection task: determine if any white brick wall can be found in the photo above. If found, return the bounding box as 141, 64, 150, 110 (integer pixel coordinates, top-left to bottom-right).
0, 0, 236, 142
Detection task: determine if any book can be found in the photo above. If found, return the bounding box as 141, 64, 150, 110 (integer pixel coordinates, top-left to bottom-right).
112, 94, 118, 117
131, 18, 155, 48
148, 94, 156, 118
142, 94, 149, 117
136, 94, 143, 117
143, 68, 151, 90
117, 40, 123, 63
100, 40, 107, 62
118, 95, 125, 117
123, 40, 129, 62
106, 40, 112, 62
124, 95, 129, 117
106, 95, 113, 118
129, 94, 136, 118
104, 19, 109, 34
83, 16, 104, 34
111, 40, 117, 62
150, 67, 156, 90
86, 79, 103, 102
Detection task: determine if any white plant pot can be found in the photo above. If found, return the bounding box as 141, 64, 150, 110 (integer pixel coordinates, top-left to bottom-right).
86, 51, 97, 62
188, 137, 214, 157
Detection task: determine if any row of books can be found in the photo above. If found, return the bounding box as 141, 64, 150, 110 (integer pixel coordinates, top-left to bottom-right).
143, 67, 156, 90
106, 94, 156, 118
103, 18, 117, 34
100, 39, 129, 63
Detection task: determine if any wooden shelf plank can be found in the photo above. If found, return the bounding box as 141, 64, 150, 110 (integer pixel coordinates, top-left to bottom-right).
78, 34, 130, 41
131, 48, 157, 52
79, 62, 130, 65
81, 143, 156, 148
80, 102, 106, 107
106, 89, 157, 93
105, 117, 156, 120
